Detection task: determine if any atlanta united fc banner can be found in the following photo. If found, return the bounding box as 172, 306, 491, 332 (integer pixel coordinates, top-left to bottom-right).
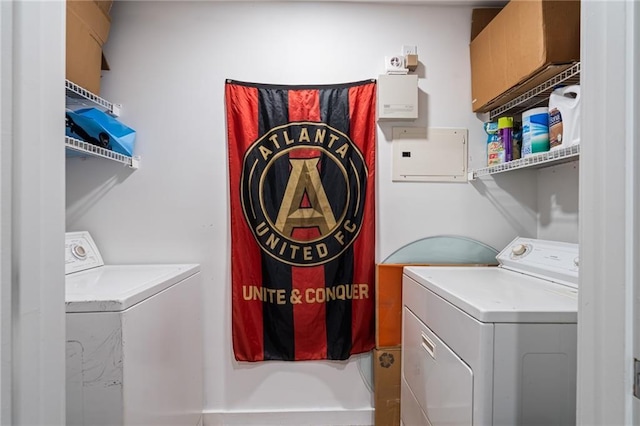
226, 79, 376, 361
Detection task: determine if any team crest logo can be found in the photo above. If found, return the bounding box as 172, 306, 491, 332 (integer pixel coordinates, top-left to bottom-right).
241, 122, 367, 267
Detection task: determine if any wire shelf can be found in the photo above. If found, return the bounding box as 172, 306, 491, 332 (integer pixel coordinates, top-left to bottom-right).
65, 136, 139, 169
64, 81, 136, 167
469, 63, 581, 180
469, 144, 579, 180
489, 62, 581, 120
65, 79, 121, 116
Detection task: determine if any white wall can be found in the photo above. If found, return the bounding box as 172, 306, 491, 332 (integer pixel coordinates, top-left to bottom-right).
537, 162, 579, 243
65, 1, 556, 423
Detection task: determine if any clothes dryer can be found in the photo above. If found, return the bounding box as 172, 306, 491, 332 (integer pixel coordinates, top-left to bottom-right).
401, 237, 578, 426
65, 232, 203, 426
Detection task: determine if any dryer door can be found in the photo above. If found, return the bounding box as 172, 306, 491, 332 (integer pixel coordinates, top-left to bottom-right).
403, 308, 473, 425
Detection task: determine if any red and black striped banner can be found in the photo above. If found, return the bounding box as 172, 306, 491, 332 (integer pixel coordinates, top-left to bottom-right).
226, 79, 376, 361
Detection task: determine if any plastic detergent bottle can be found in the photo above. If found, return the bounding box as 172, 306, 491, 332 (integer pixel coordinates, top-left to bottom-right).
549, 85, 581, 150
485, 122, 504, 166
512, 126, 522, 161
498, 117, 514, 162
522, 107, 550, 156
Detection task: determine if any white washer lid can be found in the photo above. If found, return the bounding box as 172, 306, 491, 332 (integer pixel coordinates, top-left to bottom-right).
65, 264, 200, 313
403, 266, 578, 323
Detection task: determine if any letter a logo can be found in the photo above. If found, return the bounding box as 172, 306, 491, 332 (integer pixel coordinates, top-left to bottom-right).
275, 158, 337, 237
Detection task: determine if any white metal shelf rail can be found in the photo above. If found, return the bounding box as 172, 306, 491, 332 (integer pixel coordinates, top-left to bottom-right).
469, 144, 580, 180
65, 79, 121, 117
65, 136, 140, 169
489, 62, 581, 120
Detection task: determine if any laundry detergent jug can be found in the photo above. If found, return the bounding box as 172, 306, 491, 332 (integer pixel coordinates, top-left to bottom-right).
549, 85, 581, 150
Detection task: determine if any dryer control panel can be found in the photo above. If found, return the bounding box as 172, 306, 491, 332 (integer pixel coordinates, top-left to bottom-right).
65, 231, 104, 275
497, 237, 579, 288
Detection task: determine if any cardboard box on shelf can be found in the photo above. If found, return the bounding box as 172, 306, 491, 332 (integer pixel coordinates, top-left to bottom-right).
374, 348, 401, 426
66, 0, 111, 95
95, 0, 114, 15
470, 8, 502, 42
470, 0, 580, 113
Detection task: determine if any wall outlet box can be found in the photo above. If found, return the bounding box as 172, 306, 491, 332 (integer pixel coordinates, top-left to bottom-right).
402, 45, 417, 56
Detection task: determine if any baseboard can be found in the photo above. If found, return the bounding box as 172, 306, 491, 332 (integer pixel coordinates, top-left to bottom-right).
203, 408, 374, 426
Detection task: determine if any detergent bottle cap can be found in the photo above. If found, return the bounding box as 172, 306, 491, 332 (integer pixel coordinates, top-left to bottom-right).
498, 117, 514, 129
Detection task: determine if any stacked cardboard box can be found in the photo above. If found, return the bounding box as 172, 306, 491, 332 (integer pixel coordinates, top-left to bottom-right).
66, 0, 113, 94
374, 264, 433, 425
373, 264, 416, 426
470, 0, 580, 113
374, 263, 494, 425
470, 7, 502, 42
373, 347, 401, 426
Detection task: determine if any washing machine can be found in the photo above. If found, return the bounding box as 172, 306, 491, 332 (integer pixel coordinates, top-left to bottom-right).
65, 231, 204, 426
401, 237, 579, 426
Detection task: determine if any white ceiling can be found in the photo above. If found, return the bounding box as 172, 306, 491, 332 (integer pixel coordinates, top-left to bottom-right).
157, 0, 508, 6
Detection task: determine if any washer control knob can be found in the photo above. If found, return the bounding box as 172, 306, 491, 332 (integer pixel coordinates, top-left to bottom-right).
512, 244, 527, 256
573, 257, 580, 267
71, 244, 87, 260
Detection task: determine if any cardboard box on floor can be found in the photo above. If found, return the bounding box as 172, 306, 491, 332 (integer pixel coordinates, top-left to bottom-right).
376, 264, 409, 348
376, 263, 492, 348
66, 0, 112, 94
470, 0, 580, 113
374, 348, 401, 426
